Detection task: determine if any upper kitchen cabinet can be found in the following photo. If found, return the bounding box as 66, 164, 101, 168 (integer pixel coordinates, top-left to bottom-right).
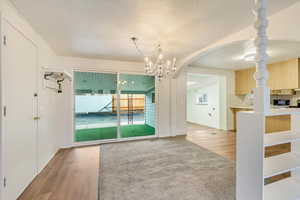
268, 58, 300, 90
235, 58, 300, 95
235, 67, 256, 95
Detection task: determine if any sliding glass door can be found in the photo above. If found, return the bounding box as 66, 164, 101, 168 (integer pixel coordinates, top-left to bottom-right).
119, 74, 155, 138
119, 74, 156, 138
74, 72, 156, 143
74, 72, 118, 142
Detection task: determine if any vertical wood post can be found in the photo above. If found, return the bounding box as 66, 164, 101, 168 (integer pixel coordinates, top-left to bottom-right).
253, 0, 270, 113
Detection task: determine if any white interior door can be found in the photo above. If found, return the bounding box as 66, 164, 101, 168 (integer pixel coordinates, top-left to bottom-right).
2, 21, 38, 200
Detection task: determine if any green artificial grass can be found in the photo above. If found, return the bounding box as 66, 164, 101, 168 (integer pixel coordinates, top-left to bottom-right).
76, 126, 118, 141
75, 124, 155, 142
120, 124, 155, 138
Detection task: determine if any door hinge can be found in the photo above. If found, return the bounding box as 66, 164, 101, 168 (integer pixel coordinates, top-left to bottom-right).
3, 106, 6, 117
3, 177, 6, 188
3, 35, 6, 45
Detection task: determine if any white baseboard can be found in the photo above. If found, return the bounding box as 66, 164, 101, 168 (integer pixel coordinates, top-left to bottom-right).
60, 144, 73, 149
38, 148, 60, 174
15, 148, 61, 199
158, 135, 171, 138
175, 130, 187, 136
186, 120, 203, 125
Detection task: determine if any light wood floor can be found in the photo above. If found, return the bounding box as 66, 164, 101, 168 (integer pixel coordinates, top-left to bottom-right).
18, 146, 99, 200
18, 123, 236, 199
186, 122, 236, 160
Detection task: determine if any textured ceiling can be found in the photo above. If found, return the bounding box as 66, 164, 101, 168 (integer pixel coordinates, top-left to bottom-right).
192, 40, 300, 70
10, 0, 300, 62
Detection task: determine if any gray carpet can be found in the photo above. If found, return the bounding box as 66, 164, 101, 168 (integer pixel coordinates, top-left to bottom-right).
99, 137, 235, 200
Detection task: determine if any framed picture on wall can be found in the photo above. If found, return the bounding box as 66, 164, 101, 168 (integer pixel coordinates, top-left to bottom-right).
196, 93, 208, 105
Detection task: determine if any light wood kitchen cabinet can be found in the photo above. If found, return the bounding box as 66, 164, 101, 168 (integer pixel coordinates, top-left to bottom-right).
235, 58, 300, 95
235, 68, 256, 95
265, 115, 291, 133
268, 59, 300, 90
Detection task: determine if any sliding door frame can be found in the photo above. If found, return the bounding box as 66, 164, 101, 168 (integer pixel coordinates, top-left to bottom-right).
116, 73, 121, 138
71, 69, 158, 147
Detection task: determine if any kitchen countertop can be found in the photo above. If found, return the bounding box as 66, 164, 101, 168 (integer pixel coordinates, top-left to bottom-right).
230, 106, 253, 109
230, 105, 291, 109
230, 106, 300, 116
240, 108, 300, 116
268, 108, 300, 115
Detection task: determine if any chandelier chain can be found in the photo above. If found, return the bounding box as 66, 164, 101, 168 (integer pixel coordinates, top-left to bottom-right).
131, 37, 144, 57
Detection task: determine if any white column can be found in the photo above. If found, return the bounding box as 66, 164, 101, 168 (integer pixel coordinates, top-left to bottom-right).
253, 0, 270, 113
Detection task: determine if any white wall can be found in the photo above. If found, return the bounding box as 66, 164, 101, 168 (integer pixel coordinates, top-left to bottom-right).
187, 80, 220, 128
219, 75, 227, 129
171, 71, 187, 136
57, 56, 144, 73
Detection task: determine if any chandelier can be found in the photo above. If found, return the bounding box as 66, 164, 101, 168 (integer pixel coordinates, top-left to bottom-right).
131, 37, 177, 81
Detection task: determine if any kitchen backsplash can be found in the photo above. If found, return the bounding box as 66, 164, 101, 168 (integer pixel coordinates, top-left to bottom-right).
233, 91, 300, 106
232, 94, 253, 107
279, 91, 300, 106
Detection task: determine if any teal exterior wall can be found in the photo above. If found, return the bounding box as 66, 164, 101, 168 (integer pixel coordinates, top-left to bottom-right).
74, 72, 155, 94
119, 74, 155, 93
74, 72, 117, 94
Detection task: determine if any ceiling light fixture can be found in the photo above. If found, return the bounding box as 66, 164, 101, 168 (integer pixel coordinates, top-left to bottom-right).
131, 37, 177, 81
243, 51, 271, 62
243, 53, 256, 62
187, 81, 197, 86
243, 43, 271, 62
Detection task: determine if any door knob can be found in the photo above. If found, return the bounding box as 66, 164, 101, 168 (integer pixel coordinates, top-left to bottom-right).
33, 117, 40, 120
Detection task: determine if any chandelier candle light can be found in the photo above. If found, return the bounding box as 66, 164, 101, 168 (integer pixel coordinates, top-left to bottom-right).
131, 37, 177, 81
